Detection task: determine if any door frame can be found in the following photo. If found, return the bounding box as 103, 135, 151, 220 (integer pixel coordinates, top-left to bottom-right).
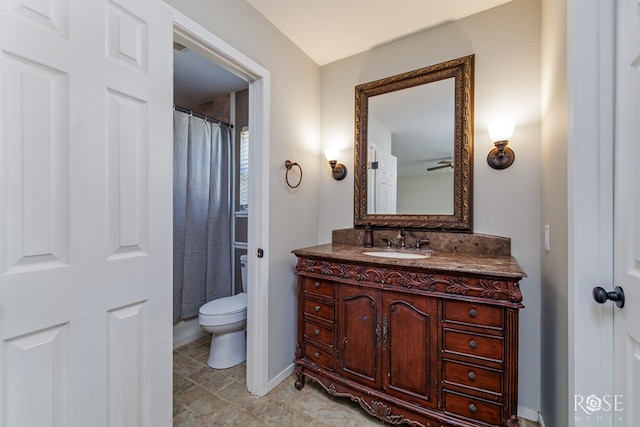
567, 0, 615, 423
168, 5, 272, 397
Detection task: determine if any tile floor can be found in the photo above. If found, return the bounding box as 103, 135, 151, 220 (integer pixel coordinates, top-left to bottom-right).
173, 336, 540, 427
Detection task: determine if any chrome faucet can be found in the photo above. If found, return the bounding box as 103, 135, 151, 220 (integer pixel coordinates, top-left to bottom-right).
397, 228, 406, 248
381, 237, 394, 248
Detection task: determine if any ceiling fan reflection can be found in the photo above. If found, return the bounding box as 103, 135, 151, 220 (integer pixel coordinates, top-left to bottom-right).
427, 160, 453, 171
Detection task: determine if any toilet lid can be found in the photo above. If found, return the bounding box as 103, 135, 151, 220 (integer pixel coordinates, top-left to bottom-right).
199, 293, 247, 316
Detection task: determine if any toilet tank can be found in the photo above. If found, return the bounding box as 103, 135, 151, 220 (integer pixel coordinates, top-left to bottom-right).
240, 254, 248, 293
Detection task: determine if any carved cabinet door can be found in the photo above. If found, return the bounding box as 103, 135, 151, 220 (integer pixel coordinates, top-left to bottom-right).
382, 291, 438, 409
336, 284, 382, 389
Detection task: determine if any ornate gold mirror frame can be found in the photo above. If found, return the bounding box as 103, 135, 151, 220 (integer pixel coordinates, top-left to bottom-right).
354, 55, 474, 230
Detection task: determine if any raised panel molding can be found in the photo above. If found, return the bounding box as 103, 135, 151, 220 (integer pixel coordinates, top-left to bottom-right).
2, 324, 70, 426
634, 57, 640, 272
106, 89, 149, 260
2, 0, 69, 37
1, 52, 70, 274
107, 301, 147, 426
106, 0, 148, 73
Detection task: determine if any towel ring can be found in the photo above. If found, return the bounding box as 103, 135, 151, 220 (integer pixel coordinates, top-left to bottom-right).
285, 160, 302, 189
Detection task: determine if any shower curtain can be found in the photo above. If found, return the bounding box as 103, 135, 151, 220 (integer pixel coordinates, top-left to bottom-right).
173, 110, 233, 322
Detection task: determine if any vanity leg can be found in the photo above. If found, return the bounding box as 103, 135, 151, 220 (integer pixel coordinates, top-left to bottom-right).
294, 366, 305, 390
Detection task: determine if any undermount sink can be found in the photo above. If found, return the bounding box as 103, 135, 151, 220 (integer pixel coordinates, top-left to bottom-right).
363, 251, 430, 259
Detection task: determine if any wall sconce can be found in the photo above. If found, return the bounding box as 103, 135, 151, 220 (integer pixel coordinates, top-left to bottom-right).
487, 120, 515, 169
324, 147, 347, 180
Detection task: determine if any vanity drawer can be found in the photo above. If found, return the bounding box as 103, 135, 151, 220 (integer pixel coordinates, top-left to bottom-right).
302, 278, 335, 298
443, 329, 503, 363
304, 299, 334, 322
443, 300, 503, 330
304, 321, 334, 346
304, 342, 334, 370
443, 359, 503, 395
443, 390, 503, 426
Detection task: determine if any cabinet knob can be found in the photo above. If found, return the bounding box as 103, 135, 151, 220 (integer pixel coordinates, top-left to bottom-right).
314, 329, 320, 335
468, 308, 477, 318
314, 282, 321, 289
314, 305, 321, 312
467, 371, 477, 381
468, 340, 477, 349
468, 403, 477, 414
314, 352, 321, 358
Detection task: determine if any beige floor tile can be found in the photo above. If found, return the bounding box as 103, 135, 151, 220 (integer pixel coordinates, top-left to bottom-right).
173, 351, 205, 377
188, 365, 235, 393
176, 340, 210, 360
173, 349, 540, 427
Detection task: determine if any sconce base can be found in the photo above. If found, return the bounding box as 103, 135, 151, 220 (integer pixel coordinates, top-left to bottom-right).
331, 163, 348, 180
487, 147, 515, 170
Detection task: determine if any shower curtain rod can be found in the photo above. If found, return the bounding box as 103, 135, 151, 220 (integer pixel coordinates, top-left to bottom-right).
173, 105, 233, 129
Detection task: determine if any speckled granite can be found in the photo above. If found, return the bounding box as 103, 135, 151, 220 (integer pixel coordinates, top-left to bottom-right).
332, 228, 511, 256
292, 243, 526, 280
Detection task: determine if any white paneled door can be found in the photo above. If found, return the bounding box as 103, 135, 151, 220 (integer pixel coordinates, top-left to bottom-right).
614, 0, 640, 424
0, 1, 173, 426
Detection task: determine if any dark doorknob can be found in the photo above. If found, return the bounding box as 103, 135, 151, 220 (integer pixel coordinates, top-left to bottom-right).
592, 286, 625, 308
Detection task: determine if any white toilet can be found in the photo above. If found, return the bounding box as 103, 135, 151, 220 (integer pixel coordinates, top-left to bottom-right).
198, 254, 248, 369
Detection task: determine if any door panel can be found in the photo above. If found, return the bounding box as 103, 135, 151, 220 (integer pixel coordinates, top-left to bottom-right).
614, 0, 640, 423
384, 293, 437, 408
337, 285, 380, 387
375, 148, 397, 215
0, 1, 173, 425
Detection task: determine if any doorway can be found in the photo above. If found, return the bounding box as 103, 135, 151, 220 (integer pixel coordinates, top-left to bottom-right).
171, 11, 272, 397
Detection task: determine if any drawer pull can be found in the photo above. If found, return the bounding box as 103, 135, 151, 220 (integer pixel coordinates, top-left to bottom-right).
314, 329, 320, 335
314, 282, 321, 289
314, 305, 321, 312
468, 371, 477, 381
468, 308, 477, 318
469, 339, 477, 349
314, 351, 321, 358
468, 403, 477, 414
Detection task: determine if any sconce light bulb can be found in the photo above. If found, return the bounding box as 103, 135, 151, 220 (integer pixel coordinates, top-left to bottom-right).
488, 120, 515, 142
324, 147, 340, 162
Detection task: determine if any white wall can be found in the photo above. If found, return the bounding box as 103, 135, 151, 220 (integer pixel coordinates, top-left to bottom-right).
165, 0, 322, 381
397, 173, 453, 214
319, 0, 542, 415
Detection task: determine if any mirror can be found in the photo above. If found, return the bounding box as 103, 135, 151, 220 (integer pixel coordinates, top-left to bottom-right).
354, 55, 474, 231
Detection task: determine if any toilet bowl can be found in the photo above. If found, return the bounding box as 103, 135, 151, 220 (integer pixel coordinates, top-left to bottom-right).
198, 254, 248, 369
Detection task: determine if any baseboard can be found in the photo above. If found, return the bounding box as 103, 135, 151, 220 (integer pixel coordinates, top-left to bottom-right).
268, 362, 295, 392
518, 406, 540, 422
173, 317, 208, 348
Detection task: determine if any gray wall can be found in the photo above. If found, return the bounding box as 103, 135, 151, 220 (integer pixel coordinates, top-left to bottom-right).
165, 0, 322, 381
540, 0, 569, 424
318, 0, 542, 415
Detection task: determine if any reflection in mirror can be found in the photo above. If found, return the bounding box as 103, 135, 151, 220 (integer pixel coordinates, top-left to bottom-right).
367, 78, 455, 215
354, 55, 474, 230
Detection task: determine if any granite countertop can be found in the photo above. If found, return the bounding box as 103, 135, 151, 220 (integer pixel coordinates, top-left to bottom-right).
292, 243, 527, 280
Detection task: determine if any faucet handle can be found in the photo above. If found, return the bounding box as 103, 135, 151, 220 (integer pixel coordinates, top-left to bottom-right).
381, 238, 394, 248
415, 238, 430, 249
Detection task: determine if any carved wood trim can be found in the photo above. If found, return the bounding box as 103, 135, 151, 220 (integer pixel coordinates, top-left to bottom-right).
295, 257, 523, 305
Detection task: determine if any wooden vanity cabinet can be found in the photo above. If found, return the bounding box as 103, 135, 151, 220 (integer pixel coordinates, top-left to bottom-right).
337, 284, 438, 409
293, 253, 524, 427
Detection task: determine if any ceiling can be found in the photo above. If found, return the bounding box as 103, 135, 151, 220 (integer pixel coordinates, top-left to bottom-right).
173, 44, 248, 108
173, 0, 513, 108
245, 0, 514, 66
